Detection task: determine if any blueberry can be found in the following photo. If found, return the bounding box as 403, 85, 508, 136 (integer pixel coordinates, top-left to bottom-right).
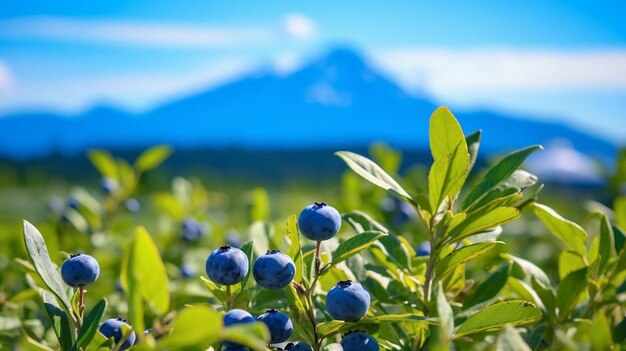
182, 217, 208, 242
99, 317, 136, 350
381, 197, 416, 228
416, 241, 431, 256
253, 250, 295, 290
256, 309, 293, 344
298, 202, 341, 241
125, 198, 140, 213
101, 177, 118, 194
223, 347, 248, 351
180, 263, 197, 278
284, 341, 313, 351
326, 280, 370, 322
61, 254, 100, 287
341, 331, 379, 351
223, 309, 255, 348
206, 245, 249, 286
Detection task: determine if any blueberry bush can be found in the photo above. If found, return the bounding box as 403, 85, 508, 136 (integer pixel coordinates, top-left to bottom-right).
3, 107, 626, 350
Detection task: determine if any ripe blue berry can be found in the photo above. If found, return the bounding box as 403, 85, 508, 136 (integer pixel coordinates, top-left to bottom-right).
253, 250, 295, 290
326, 280, 370, 322
99, 317, 136, 351
416, 241, 431, 256
223, 309, 255, 348
341, 331, 379, 351
206, 245, 249, 286
256, 309, 293, 344
298, 202, 341, 241
61, 254, 100, 287
182, 217, 208, 242
284, 341, 313, 351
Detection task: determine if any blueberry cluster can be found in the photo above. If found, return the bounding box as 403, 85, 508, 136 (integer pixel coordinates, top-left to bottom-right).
204, 202, 378, 349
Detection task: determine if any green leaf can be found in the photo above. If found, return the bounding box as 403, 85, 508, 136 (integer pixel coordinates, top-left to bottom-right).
342, 211, 389, 234
428, 107, 470, 210
496, 326, 532, 351
238, 240, 254, 290
462, 145, 543, 210
219, 322, 270, 350
87, 150, 118, 178
464, 261, 511, 308
448, 207, 520, 243
502, 170, 538, 190
72, 299, 107, 351
134, 145, 172, 172
335, 151, 413, 201
598, 213, 615, 274
556, 267, 588, 320
23, 221, 73, 315
453, 300, 541, 339
507, 255, 551, 287
557, 250, 586, 280
616, 197, 626, 232
531, 203, 587, 255
286, 216, 304, 283
122, 227, 170, 333
157, 305, 221, 349
199, 276, 226, 302
329, 231, 387, 268
435, 283, 454, 341
436, 242, 503, 280
42, 291, 73, 351
465, 130, 482, 172
317, 314, 429, 339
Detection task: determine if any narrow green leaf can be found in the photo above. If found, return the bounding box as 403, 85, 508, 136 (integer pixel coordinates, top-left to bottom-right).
502, 170, 538, 190
598, 213, 615, 274
317, 314, 429, 338
448, 207, 520, 243
454, 300, 541, 338
436, 242, 503, 280
465, 130, 482, 172
135, 145, 172, 172
615, 197, 626, 231
329, 231, 387, 268
335, 151, 413, 200
465, 261, 511, 308
23, 221, 73, 314
557, 250, 586, 280
238, 240, 254, 290
462, 145, 543, 210
286, 216, 304, 283
342, 211, 389, 234
531, 203, 587, 255
73, 299, 107, 351
556, 267, 588, 319
430, 106, 466, 161
42, 291, 73, 351
87, 150, 118, 178
435, 283, 454, 341
199, 276, 226, 301
507, 255, 551, 287
219, 322, 270, 350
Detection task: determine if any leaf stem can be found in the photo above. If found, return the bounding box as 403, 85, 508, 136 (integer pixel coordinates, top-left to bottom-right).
304, 240, 323, 351
78, 286, 85, 322
225, 284, 232, 311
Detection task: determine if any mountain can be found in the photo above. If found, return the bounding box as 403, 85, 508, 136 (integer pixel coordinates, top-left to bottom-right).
0, 47, 618, 161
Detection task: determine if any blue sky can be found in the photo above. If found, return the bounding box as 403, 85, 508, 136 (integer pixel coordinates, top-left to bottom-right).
0, 0, 625, 142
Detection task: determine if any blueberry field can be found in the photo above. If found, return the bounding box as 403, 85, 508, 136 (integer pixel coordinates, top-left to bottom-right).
1, 107, 626, 351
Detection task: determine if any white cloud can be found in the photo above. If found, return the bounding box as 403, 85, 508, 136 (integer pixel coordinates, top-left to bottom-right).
373, 48, 626, 93
0, 15, 316, 48
282, 13, 317, 40
0, 61, 13, 93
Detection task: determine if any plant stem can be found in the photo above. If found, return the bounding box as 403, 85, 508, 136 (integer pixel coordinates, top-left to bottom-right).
422, 217, 437, 313
225, 284, 232, 311
78, 286, 85, 321
304, 240, 323, 351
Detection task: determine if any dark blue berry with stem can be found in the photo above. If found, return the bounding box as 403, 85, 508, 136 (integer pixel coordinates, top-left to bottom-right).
256, 309, 293, 344
99, 317, 136, 351
341, 331, 379, 351
326, 280, 370, 322
253, 250, 295, 290
61, 253, 100, 287
206, 245, 249, 286
298, 202, 341, 241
